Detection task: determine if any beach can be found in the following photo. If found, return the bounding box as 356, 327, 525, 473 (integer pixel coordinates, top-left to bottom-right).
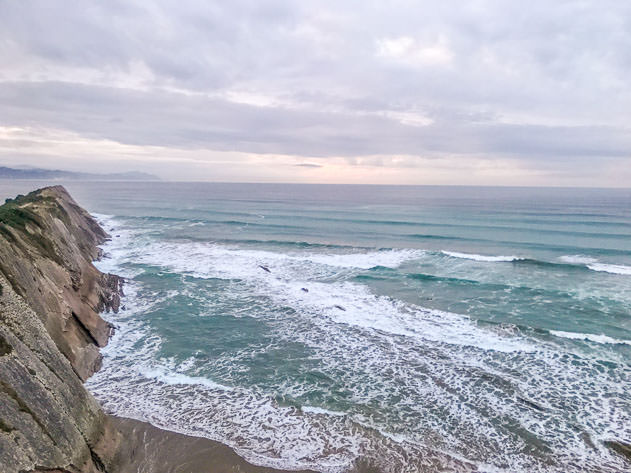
110, 416, 319, 473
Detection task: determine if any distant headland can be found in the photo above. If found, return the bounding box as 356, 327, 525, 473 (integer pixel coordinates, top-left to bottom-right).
0, 165, 160, 181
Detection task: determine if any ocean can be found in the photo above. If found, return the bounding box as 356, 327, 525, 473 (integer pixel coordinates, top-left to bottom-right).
2, 181, 630, 472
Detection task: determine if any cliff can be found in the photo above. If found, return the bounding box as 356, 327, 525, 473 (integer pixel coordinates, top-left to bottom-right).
0, 186, 122, 473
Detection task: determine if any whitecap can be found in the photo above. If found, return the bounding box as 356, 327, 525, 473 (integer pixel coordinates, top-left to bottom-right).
125, 240, 533, 353
586, 263, 631, 276
140, 367, 233, 391
132, 241, 420, 277
441, 251, 523, 263
559, 255, 598, 265
550, 330, 631, 346
304, 249, 422, 269
301, 406, 346, 417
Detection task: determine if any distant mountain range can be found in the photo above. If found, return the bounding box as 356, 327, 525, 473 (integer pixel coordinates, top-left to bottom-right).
0, 166, 160, 181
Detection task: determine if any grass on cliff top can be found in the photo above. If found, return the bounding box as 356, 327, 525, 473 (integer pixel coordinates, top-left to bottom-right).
1, 190, 53, 226
3, 189, 57, 208
1, 190, 65, 229
0, 204, 42, 231
0, 190, 66, 266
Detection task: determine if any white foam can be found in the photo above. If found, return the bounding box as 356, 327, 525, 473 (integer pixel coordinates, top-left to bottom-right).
126, 239, 535, 354
130, 241, 420, 278
280, 281, 533, 353
587, 263, 631, 276
559, 255, 598, 264
441, 251, 523, 263
550, 330, 631, 346
301, 406, 346, 417
304, 249, 422, 269
91, 212, 113, 221
86, 215, 631, 473
141, 367, 233, 391
557, 254, 631, 276
91, 213, 144, 278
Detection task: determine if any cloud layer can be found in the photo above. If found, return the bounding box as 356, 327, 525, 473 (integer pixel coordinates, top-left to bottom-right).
1, 0, 630, 185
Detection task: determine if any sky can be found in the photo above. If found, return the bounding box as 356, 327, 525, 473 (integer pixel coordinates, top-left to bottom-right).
1, 0, 630, 186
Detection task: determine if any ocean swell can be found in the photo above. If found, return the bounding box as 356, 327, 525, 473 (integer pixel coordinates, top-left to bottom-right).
85, 214, 631, 473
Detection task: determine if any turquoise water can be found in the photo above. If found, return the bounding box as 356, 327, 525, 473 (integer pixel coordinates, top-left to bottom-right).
2, 182, 631, 472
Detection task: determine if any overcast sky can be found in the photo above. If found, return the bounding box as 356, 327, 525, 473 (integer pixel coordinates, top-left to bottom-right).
1, 1, 630, 186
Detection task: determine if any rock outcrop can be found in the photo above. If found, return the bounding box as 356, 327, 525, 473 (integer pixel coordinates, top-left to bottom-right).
0, 186, 122, 473
605, 440, 631, 463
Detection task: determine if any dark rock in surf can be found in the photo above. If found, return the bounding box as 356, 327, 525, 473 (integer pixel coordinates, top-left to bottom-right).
517, 396, 545, 412
605, 440, 631, 462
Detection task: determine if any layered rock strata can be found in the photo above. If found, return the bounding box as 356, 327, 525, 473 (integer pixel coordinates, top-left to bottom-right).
0, 186, 122, 473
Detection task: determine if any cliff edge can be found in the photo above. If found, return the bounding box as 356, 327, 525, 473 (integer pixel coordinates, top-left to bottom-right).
0, 186, 122, 473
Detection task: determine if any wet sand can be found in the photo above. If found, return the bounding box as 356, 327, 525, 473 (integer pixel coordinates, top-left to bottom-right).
110, 415, 319, 473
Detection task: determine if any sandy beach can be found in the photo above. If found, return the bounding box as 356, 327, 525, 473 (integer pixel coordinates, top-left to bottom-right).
110, 416, 320, 473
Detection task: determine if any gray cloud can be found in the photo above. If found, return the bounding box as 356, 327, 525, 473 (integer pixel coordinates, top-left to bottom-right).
0, 0, 630, 183
1, 80, 628, 161
295, 163, 323, 168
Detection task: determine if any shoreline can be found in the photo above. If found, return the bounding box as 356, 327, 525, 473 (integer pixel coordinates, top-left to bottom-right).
108, 415, 319, 473
91, 211, 321, 472
0, 186, 322, 473
90, 214, 385, 473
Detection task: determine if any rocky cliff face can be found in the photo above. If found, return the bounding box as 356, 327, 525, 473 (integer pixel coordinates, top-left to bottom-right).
0, 186, 122, 473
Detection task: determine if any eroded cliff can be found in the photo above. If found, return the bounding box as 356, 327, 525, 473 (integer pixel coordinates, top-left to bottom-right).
0, 186, 122, 472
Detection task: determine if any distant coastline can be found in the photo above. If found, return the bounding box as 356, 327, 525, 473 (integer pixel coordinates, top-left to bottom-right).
0, 165, 159, 181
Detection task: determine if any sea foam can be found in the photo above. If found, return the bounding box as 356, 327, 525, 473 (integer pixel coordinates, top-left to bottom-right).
586, 263, 631, 275
301, 406, 346, 417
441, 251, 523, 262
84, 214, 631, 473
559, 255, 631, 275
559, 255, 598, 264
131, 239, 534, 353
550, 330, 631, 346
140, 367, 233, 391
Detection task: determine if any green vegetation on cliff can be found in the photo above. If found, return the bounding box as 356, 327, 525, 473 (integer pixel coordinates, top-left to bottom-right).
0, 190, 71, 267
